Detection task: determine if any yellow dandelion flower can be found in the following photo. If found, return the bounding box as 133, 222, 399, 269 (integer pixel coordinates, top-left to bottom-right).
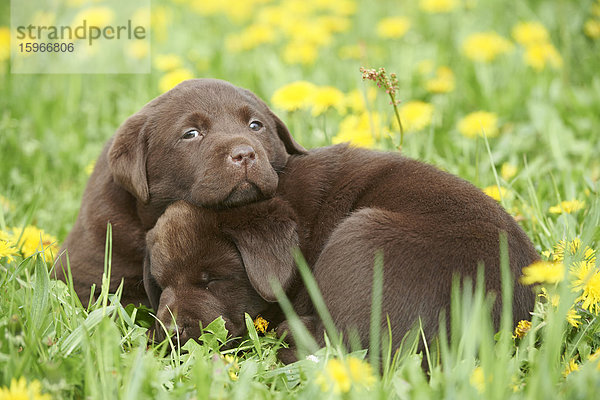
153, 54, 183, 71
512, 21, 549, 46
563, 358, 579, 377
376, 17, 411, 39
470, 367, 485, 393
539, 287, 561, 307
524, 42, 563, 70
221, 0, 266, 24
271, 81, 317, 112
520, 260, 565, 285
419, 0, 460, 13
457, 111, 499, 138
0, 377, 51, 400
501, 163, 518, 181
10, 226, 59, 261
225, 24, 276, 53
344, 88, 377, 112
399, 101, 434, 132
332, 111, 391, 147
257, 6, 288, 28
253, 316, 269, 334
0, 240, 19, 263
462, 32, 513, 62
320, 359, 352, 394
310, 86, 346, 116
317, 15, 351, 33
221, 354, 240, 381
549, 200, 585, 214
550, 238, 582, 262
570, 258, 596, 284
284, 21, 332, 47
571, 261, 600, 314
347, 357, 376, 387
585, 19, 600, 39
158, 68, 194, 93
332, 114, 376, 148
280, 0, 317, 16
0, 27, 10, 62
425, 66, 455, 94
566, 308, 582, 328
512, 320, 531, 339
283, 41, 318, 65
483, 185, 509, 202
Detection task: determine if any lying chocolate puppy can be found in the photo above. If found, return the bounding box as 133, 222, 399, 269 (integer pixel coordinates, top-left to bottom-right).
143, 199, 297, 341
56, 79, 305, 306
276, 144, 539, 355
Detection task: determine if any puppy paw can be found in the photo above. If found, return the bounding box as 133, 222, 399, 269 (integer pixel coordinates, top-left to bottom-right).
276, 347, 299, 364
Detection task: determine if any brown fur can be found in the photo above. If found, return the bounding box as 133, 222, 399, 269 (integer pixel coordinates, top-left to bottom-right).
276, 145, 538, 359
144, 198, 298, 341
55, 79, 305, 306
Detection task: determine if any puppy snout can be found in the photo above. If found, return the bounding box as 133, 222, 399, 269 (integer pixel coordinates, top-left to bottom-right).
229, 145, 256, 167
165, 320, 194, 343
166, 322, 184, 336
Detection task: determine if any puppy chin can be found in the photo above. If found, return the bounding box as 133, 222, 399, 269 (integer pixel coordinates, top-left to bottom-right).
222, 181, 265, 208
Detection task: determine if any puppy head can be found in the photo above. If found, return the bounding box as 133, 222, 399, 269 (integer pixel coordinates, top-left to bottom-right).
108, 78, 306, 207
144, 198, 298, 343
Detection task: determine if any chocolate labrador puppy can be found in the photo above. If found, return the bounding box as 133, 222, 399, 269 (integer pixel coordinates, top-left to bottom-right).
144, 198, 297, 341
276, 144, 539, 356
56, 79, 306, 306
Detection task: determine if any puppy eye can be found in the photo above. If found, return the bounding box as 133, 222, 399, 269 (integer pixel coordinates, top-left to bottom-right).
249, 120, 263, 131
182, 129, 201, 140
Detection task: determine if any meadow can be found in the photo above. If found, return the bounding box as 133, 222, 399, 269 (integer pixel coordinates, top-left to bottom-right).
1, 0, 600, 398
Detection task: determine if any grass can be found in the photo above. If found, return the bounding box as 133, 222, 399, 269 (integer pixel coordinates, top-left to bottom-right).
1, 0, 600, 398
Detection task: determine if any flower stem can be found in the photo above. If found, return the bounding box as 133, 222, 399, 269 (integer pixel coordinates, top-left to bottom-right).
360, 66, 405, 151
390, 96, 404, 150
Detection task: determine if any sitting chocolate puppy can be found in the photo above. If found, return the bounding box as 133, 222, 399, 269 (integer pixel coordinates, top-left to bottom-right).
56, 79, 305, 306
143, 198, 297, 341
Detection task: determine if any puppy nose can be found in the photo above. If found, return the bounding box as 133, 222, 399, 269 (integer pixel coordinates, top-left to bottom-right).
164, 322, 184, 336
229, 145, 256, 167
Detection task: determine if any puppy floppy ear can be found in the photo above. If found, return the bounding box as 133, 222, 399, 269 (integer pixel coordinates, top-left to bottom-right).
143, 245, 162, 312
269, 111, 307, 155
222, 200, 299, 302
108, 113, 150, 203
